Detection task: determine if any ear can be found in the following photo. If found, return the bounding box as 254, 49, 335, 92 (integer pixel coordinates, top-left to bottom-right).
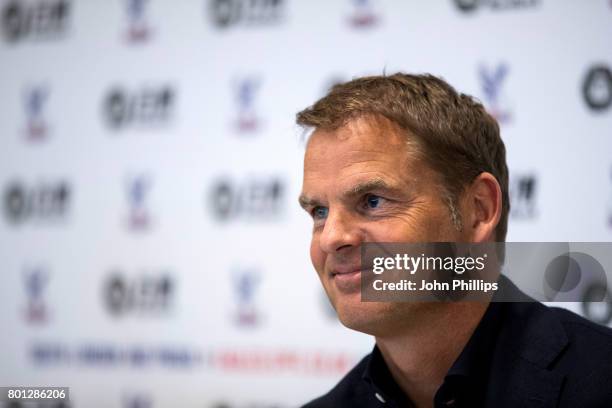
464, 172, 502, 243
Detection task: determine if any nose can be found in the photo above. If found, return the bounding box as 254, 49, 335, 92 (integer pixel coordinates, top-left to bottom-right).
318, 208, 362, 255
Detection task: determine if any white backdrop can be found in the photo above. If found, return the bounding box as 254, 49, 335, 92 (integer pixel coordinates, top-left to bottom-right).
0, 0, 611, 407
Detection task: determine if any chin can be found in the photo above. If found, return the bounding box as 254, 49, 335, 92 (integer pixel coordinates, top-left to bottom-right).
334, 298, 433, 337
333, 298, 395, 336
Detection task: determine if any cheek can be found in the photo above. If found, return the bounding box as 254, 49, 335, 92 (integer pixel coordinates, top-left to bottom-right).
310, 236, 326, 274
366, 220, 412, 242
363, 211, 445, 242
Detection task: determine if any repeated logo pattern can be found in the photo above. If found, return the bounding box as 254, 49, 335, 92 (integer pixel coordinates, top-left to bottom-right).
1, 1, 610, 407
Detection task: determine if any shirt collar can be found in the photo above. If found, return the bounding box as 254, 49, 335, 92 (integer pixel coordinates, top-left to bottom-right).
361, 301, 506, 406
446, 300, 505, 379
362, 344, 413, 406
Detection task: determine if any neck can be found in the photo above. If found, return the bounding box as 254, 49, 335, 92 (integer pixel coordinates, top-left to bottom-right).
375, 302, 489, 408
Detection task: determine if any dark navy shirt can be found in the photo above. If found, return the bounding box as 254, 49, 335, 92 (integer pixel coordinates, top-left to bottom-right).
302, 278, 612, 407
302, 301, 505, 408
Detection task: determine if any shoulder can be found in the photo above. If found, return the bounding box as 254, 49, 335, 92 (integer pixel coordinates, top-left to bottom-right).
549, 306, 612, 365
503, 301, 612, 362
301, 354, 376, 408
548, 306, 612, 403
502, 302, 612, 404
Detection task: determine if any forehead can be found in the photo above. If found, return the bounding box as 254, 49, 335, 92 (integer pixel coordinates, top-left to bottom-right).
301, 116, 435, 204
304, 116, 416, 176
308, 114, 404, 146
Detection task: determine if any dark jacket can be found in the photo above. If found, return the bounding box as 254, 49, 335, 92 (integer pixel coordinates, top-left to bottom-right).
302, 279, 612, 407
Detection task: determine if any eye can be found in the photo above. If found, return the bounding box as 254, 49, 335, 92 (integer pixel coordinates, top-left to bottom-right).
312, 206, 329, 220
365, 194, 382, 209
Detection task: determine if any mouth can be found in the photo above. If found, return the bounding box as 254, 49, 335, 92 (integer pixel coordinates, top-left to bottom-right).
330, 268, 362, 292
331, 269, 361, 278
334, 270, 361, 282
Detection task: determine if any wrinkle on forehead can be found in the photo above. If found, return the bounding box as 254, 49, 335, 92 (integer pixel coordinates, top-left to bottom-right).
304, 115, 423, 167
302, 115, 431, 203
308, 114, 409, 146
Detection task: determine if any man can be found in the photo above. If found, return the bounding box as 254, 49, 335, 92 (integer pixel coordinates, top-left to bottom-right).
296, 73, 612, 407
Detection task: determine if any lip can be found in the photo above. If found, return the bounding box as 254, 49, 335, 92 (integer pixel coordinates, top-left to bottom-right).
330, 267, 362, 293
330, 265, 362, 276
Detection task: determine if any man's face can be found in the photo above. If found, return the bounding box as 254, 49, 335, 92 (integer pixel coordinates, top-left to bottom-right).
300, 116, 469, 336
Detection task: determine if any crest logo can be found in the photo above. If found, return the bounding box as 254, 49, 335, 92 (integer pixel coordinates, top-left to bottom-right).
23, 266, 49, 324
233, 77, 261, 133
124, 0, 151, 44
348, 0, 379, 28
126, 175, 152, 231
232, 268, 260, 327
23, 85, 49, 141
479, 63, 512, 124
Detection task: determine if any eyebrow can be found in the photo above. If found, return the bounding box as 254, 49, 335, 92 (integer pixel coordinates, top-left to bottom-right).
346, 178, 395, 198
298, 178, 401, 210
298, 193, 323, 210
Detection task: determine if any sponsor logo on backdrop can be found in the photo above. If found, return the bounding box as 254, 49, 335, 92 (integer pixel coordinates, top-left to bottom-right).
348, 0, 379, 28
30, 342, 357, 375
232, 267, 261, 327
22, 85, 50, 141
233, 77, 262, 133
1, 0, 70, 43
479, 63, 512, 124
204, 348, 357, 375
209, 177, 285, 221
125, 175, 152, 231
103, 85, 175, 130
103, 272, 174, 317
208, 0, 284, 29
3, 180, 70, 225
23, 266, 50, 324
509, 173, 538, 219
123, 0, 152, 44
31, 341, 203, 368
453, 0, 539, 14
582, 65, 612, 112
